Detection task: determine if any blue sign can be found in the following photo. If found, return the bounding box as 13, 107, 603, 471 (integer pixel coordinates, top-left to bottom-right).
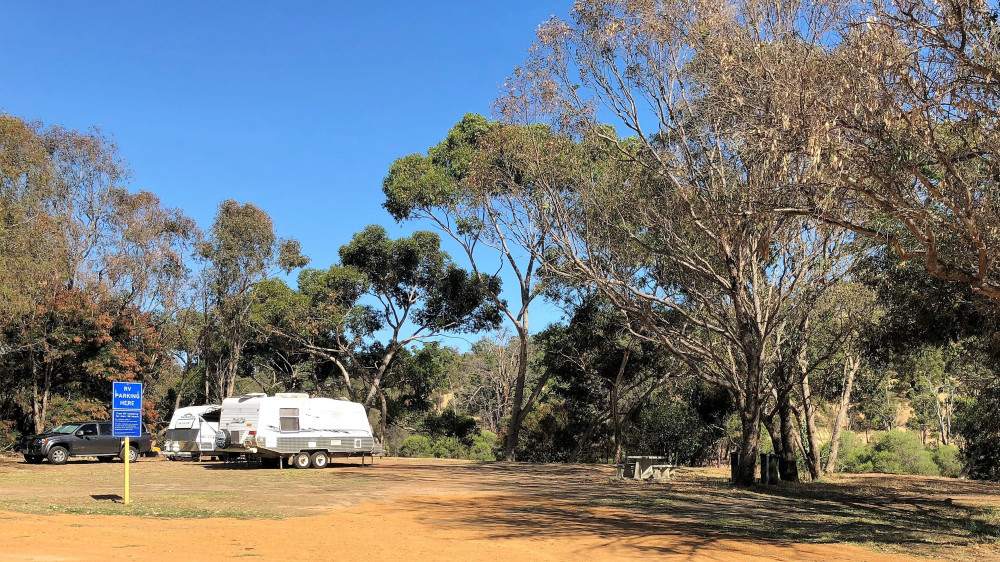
112, 410, 142, 438
112, 382, 143, 411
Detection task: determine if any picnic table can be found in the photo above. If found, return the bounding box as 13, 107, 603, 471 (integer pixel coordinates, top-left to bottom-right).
624, 455, 677, 481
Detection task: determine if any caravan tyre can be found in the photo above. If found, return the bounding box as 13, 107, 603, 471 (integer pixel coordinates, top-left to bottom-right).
292, 452, 311, 469
310, 451, 329, 469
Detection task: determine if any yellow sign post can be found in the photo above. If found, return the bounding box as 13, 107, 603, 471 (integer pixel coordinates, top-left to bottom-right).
124, 436, 130, 505
112, 381, 143, 507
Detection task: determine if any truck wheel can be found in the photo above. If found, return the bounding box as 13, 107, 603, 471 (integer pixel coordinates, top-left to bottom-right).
23, 455, 44, 464
120, 446, 139, 463
292, 452, 311, 469
310, 451, 329, 469
47, 446, 68, 465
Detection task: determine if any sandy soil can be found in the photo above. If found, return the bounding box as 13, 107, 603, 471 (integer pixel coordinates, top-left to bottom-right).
0, 456, 996, 561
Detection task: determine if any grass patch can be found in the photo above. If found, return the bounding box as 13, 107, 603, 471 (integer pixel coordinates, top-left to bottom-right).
0, 500, 283, 519
967, 506, 1000, 539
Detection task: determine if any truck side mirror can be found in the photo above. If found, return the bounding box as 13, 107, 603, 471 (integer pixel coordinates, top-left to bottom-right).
75, 430, 84, 437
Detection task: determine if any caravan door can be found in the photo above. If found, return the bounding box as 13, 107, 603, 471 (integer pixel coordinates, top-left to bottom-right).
198, 408, 221, 452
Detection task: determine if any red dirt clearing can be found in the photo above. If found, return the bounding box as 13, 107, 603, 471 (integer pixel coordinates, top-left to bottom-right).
0, 456, 997, 561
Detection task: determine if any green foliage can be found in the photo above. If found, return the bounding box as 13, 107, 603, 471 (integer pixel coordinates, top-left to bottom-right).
932, 445, 963, 478
385, 343, 458, 428
628, 394, 733, 464
382, 113, 494, 221
339, 224, 501, 334
422, 409, 479, 445
514, 402, 574, 463
397, 431, 495, 461
398, 435, 433, 458
824, 431, 866, 473
853, 369, 897, 433
469, 431, 499, 461
842, 431, 940, 476
954, 378, 1000, 481
431, 436, 466, 459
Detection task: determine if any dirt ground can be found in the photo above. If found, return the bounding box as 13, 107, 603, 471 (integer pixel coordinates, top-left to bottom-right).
0, 455, 998, 561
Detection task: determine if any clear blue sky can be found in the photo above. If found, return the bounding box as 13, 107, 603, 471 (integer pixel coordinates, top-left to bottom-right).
1, 2, 570, 343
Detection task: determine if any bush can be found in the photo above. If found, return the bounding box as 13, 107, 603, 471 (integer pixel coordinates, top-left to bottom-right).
954, 380, 1000, 480
932, 444, 963, 478
431, 436, 466, 459
469, 431, 498, 461
398, 435, 433, 458
843, 430, 939, 476
422, 410, 479, 444
823, 431, 865, 473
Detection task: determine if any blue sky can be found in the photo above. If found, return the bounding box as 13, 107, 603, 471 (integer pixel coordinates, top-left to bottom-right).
1, 2, 571, 344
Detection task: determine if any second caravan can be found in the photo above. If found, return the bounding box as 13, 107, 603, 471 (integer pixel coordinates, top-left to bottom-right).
162, 404, 222, 460
214, 393, 382, 468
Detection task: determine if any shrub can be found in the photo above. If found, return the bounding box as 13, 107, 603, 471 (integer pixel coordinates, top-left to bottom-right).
469, 431, 498, 462
431, 436, 466, 459
822, 431, 866, 473
398, 435, 433, 458
932, 444, 963, 478
422, 410, 479, 444
843, 430, 939, 476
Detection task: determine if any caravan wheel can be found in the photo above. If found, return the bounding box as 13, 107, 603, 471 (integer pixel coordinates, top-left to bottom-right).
292, 452, 312, 469
310, 451, 329, 469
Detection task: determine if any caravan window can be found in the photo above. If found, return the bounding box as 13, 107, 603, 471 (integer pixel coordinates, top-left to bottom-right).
279, 408, 299, 432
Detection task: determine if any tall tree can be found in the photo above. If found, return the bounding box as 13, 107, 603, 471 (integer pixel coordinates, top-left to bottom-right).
494, 0, 853, 483
199, 200, 308, 401
1, 115, 198, 433
383, 114, 553, 460
536, 292, 676, 463
251, 225, 501, 438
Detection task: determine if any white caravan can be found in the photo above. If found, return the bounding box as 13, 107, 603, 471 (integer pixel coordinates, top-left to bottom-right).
214, 393, 382, 468
163, 404, 222, 460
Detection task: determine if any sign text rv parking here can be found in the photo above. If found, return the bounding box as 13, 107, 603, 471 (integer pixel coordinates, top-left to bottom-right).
112, 381, 143, 438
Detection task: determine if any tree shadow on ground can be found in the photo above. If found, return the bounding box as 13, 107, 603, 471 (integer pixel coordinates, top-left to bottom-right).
376, 461, 1000, 553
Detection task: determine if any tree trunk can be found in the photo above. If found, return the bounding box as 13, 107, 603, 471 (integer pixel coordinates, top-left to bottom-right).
824, 356, 859, 474
568, 414, 605, 463
31, 358, 44, 434
364, 347, 400, 408
378, 390, 388, 445
503, 329, 530, 461
736, 403, 762, 486
612, 386, 622, 464
611, 346, 630, 464
763, 411, 782, 457
778, 392, 800, 483
799, 371, 823, 480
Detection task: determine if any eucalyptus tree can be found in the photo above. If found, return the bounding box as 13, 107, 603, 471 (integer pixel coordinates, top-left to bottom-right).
535, 292, 677, 463
198, 200, 308, 401
251, 225, 501, 438
772, 282, 878, 480
1, 114, 199, 432
685, 0, 1000, 301
496, 0, 857, 484
383, 114, 554, 460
